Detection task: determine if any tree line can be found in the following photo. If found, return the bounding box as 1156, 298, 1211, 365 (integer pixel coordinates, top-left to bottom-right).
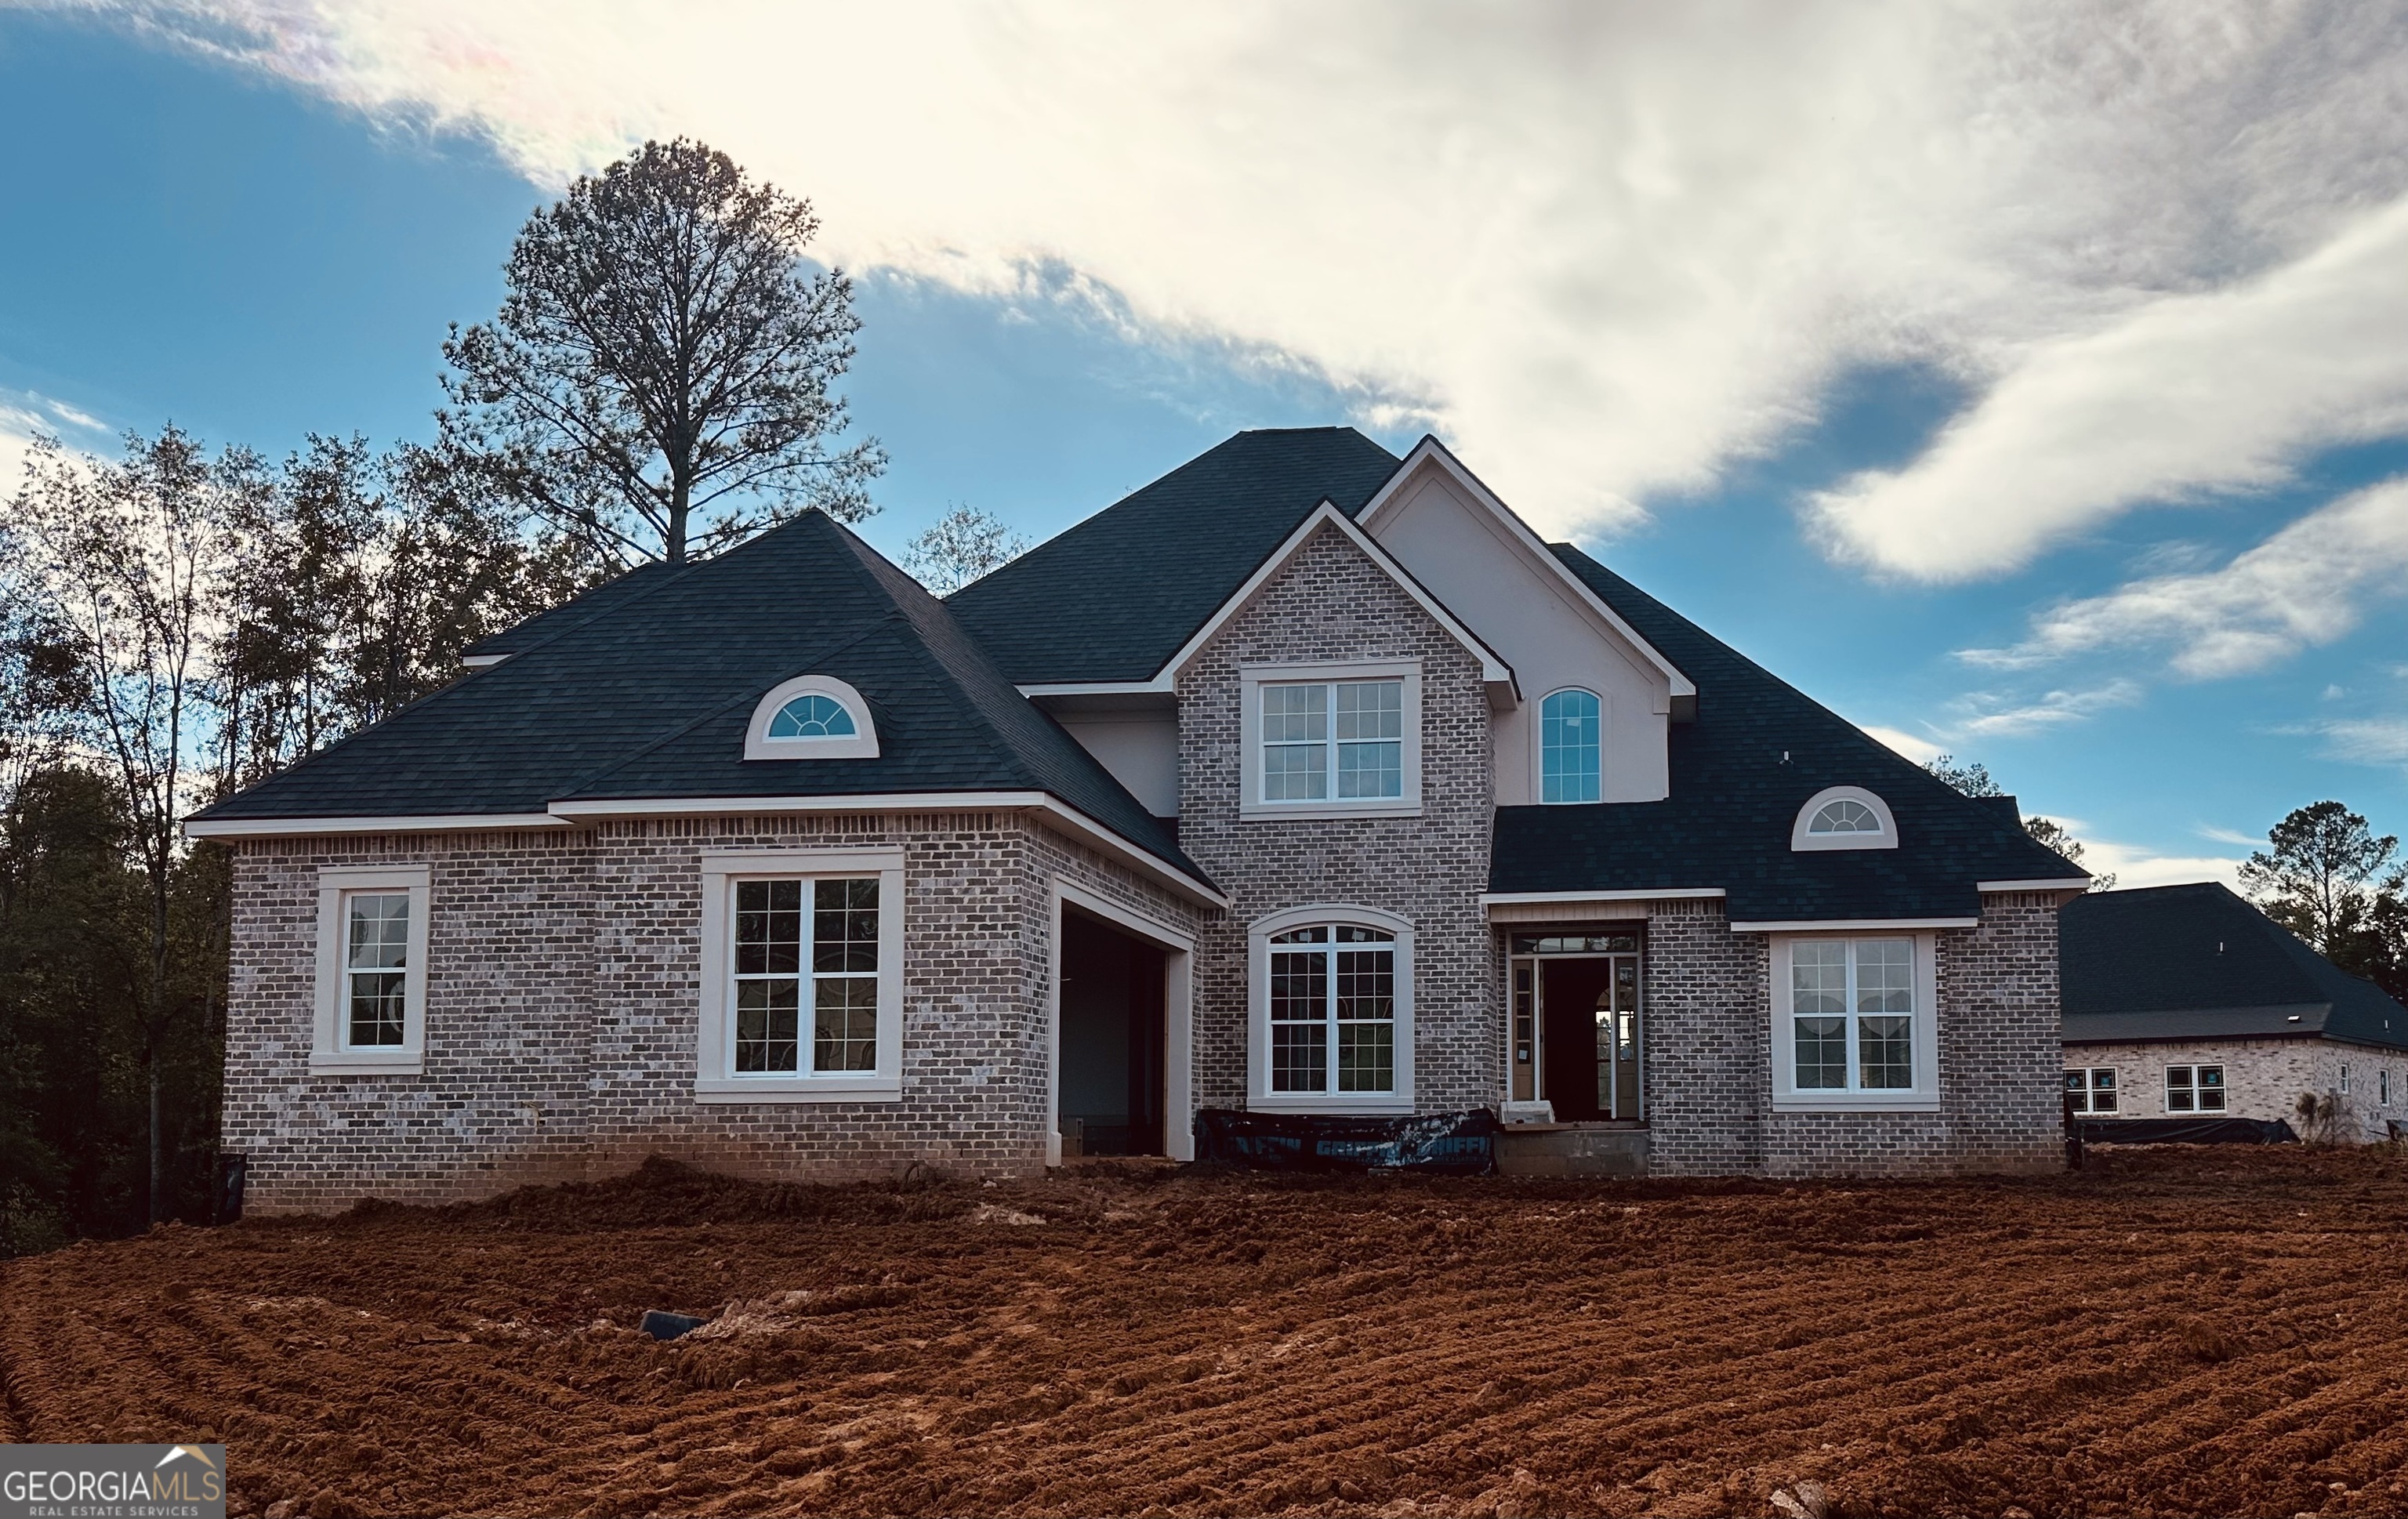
1927, 754, 2408, 1002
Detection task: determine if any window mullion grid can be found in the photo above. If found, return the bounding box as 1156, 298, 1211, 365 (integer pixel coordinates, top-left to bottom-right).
1320, 683, 1337, 799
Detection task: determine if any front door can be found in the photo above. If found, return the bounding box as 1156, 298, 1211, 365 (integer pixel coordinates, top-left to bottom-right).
1529, 949, 1643, 1120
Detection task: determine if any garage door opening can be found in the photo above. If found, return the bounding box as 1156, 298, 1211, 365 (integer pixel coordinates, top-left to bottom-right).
1057, 906, 1170, 1157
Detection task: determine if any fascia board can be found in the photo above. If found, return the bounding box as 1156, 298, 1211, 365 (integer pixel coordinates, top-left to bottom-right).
1357, 437, 1696, 698
1154, 500, 1516, 691
1728, 916, 1980, 933
1978, 878, 2095, 893
183, 812, 567, 839
546, 791, 1227, 908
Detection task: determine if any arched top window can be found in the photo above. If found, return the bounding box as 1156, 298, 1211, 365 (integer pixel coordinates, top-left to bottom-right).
1249, 905, 1416, 1114
744, 675, 879, 760
1540, 687, 1601, 804
768, 694, 856, 739
1790, 785, 1898, 851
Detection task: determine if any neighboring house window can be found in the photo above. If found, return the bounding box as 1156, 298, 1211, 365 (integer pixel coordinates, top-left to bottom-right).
1540, 688, 1602, 803
310, 865, 431, 1073
743, 674, 880, 760
1249, 905, 1415, 1112
1768, 935, 1938, 1111
2164, 1064, 2225, 1113
696, 850, 905, 1100
2065, 1067, 2117, 1114
2382, 1068, 2391, 1106
1790, 786, 1899, 851
1238, 662, 1423, 818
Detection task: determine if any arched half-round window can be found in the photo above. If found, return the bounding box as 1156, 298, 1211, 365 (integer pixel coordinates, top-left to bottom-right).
744, 675, 879, 760
768, 694, 856, 739
1790, 785, 1898, 851
1540, 688, 1601, 804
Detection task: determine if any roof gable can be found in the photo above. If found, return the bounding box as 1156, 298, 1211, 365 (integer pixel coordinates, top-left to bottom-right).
945, 427, 1402, 685
1489, 545, 2085, 920
1358, 438, 1692, 699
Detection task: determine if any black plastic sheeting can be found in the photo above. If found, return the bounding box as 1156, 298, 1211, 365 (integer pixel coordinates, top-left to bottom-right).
1194, 1107, 1499, 1173
2077, 1117, 2297, 1145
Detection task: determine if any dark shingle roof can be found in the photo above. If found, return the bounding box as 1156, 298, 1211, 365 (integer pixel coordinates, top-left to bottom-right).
945, 427, 1402, 683
1489, 546, 2084, 921
459, 560, 676, 660
194, 513, 1207, 884
2061, 882, 2408, 1050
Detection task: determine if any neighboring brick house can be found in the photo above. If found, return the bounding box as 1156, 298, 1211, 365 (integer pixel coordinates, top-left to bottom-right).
190, 428, 2089, 1209
2061, 883, 2408, 1143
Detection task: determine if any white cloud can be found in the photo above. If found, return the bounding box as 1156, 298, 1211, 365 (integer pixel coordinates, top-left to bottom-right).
56, 1, 2408, 544
2196, 824, 2265, 847
2080, 836, 2245, 891
1861, 723, 1944, 764
1960, 477, 2408, 678
1814, 195, 2408, 578
1950, 680, 2141, 739
0, 393, 110, 492
2307, 716, 2408, 770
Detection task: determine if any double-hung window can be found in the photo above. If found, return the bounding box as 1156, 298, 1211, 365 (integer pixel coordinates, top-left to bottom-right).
1241, 662, 1421, 818
2164, 1064, 2225, 1113
1250, 908, 1415, 1112
698, 850, 904, 1101
2065, 1067, 2117, 1114
311, 865, 431, 1073
1770, 935, 1937, 1111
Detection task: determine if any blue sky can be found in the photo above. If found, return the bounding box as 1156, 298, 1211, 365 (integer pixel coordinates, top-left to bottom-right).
5, 5, 2406, 886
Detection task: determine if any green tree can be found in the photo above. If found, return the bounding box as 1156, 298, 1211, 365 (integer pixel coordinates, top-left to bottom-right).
438, 137, 884, 567
12, 428, 239, 1224
2240, 801, 2402, 955
1925, 754, 2111, 889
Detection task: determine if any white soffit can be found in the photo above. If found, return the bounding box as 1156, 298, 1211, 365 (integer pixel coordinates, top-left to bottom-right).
1355, 437, 1695, 699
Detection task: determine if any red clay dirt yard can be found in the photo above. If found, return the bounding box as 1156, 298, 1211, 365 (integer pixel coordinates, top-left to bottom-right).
5, 1147, 2408, 1519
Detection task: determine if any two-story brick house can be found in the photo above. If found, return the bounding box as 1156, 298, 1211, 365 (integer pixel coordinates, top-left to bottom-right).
190, 428, 2088, 1209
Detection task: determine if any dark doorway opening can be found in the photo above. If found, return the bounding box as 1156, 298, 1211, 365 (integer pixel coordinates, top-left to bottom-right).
1059, 908, 1169, 1157
1539, 956, 1642, 1122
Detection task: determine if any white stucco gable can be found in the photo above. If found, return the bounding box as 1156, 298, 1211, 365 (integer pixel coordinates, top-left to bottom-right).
1357, 438, 1688, 804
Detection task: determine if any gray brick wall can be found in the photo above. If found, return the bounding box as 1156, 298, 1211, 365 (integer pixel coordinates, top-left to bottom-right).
1173, 522, 1497, 1113
224, 812, 1202, 1213
1641, 893, 2063, 1177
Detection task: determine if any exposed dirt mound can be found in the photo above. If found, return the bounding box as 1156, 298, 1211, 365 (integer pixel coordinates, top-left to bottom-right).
8, 1147, 2408, 1517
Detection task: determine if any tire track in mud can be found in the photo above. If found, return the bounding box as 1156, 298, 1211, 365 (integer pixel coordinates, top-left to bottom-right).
8, 1149, 2408, 1516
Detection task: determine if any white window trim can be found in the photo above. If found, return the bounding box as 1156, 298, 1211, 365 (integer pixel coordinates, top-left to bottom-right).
311, 864, 431, 1075
1768, 932, 1939, 1112
1536, 686, 1605, 806
1238, 660, 1422, 820
695, 848, 905, 1101
1246, 902, 1415, 1115
742, 674, 880, 761
1790, 785, 1900, 852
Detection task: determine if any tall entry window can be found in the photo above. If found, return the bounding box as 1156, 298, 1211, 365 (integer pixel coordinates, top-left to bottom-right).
1269, 925, 1396, 1093
1249, 907, 1416, 1112
1540, 689, 1601, 803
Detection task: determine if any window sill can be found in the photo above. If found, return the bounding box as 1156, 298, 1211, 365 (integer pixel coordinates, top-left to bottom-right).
1771, 1094, 1940, 1114
310, 1053, 424, 1076
1239, 801, 1422, 821
694, 1076, 903, 1104
1248, 1095, 1415, 1116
